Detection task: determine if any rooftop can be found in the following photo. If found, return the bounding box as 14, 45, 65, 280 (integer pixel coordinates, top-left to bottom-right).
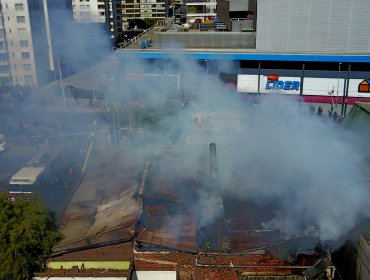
9, 167, 45, 185
115, 26, 370, 62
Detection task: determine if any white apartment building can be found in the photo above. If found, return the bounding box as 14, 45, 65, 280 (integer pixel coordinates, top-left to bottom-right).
0, 0, 37, 86
72, 0, 106, 23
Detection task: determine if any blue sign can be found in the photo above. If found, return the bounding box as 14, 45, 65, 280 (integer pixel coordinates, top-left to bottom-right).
266, 80, 300, 91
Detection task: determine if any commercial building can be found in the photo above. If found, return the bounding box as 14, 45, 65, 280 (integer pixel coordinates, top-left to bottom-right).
115, 0, 370, 117
256, 0, 370, 54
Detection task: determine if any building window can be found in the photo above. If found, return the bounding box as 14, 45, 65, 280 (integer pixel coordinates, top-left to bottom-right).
0, 64, 10, 71
24, 75, 33, 85
0, 29, 5, 37
0, 77, 10, 85
23, 64, 31, 70
18, 28, 27, 35
20, 40, 28, 47
0, 42, 4, 49
15, 3, 24, 11
21, 52, 30, 59
80, 12, 90, 17
0, 53, 9, 61
16, 16, 25, 23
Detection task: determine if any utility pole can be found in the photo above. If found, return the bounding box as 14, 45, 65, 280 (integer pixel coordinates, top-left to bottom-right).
57, 57, 66, 107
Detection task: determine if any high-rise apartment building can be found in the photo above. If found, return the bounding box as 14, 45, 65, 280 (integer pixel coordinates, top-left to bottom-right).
121, 0, 166, 29
0, 0, 36, 86
0, 0, 72, 87
71, 0, 120, 39
109, 0, 122, 39
72, 0, 107, 23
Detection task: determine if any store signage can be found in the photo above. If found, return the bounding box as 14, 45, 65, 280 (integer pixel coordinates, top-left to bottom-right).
265, 80, 300, 91
265, 74, 300, 91
358, 79, 370, 93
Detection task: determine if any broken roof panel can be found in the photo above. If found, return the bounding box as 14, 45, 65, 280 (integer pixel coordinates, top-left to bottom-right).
144, 177, 200, 203
137, 227, 198, 253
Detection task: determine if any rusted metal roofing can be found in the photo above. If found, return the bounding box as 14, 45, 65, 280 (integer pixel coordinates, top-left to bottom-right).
137, 213, 198, 253
54, 153, 142, 254
143, 177, 200, 203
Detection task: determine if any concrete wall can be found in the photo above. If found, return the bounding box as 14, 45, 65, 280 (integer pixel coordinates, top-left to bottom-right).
157, 31, 256, 48
256, 0, 370, 54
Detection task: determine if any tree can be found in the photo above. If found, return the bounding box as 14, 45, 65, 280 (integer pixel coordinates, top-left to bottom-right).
0, 193, 62, 280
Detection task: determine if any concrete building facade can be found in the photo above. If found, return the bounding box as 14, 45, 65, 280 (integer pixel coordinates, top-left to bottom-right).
72, 0, 106, 23
0, 0, 72, 87
121, 0, 166, 29
0, 0, 37, 86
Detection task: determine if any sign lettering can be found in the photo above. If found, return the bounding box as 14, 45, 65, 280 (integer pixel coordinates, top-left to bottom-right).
265, 80, 300, 91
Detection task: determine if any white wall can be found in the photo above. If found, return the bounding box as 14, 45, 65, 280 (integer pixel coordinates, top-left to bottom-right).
133, 271, 177, 280
237, 74, 370, 98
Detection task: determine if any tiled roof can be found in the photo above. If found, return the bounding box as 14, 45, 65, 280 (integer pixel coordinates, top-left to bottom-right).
51, 242, 133, 261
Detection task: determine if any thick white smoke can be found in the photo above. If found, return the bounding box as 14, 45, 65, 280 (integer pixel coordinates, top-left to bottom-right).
216, 95, 370, 242
114, 52, 370, 244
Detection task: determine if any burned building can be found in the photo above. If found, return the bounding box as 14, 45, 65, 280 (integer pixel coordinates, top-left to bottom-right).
35, 138, 336, 280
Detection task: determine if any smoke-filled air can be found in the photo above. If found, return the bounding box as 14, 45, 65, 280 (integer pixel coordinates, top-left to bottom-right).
4, 45, 369, 250
104, 52, 370, 246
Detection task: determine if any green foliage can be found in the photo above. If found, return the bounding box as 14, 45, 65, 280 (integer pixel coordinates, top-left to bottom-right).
187, 6, 197, 14
143, 18, 158, 28
0, 193, 62, 280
